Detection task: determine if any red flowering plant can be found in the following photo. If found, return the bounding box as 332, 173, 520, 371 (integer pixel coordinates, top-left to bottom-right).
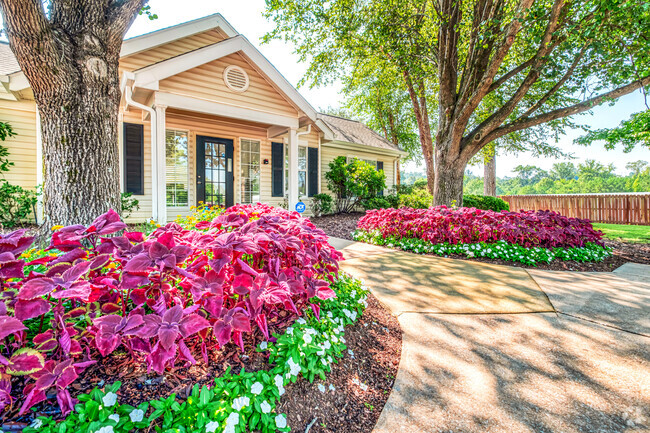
0, 204, 342, 417
357, 206, 604, 248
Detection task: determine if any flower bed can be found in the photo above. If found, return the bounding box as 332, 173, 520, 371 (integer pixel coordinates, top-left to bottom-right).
354, 206, 612, 265
0, 203, 359, 432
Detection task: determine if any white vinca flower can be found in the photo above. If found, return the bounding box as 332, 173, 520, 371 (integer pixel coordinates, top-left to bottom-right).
251, 382, 264, 395
108, 414, 120, 423
224, 412, 240, 433
259, 341, 268, 350
274, 374, 284, 388
297, 318, 307, 325
303, 333, 313, 344
96, 427, 114, 433
260, 401, 272, 414
129, 408, 144, 423
286, 327, 294, 335
275, 414, 288, 429
205, 421, 219, 432
30, 419, 43, 429
317, 384, 326, 393
287, 358, 301, 376
323, 340, 331, 350
232, 396, 250, 411
102, 392, 118, 407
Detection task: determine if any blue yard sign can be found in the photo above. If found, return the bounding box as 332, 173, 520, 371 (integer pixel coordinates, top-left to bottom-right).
295, 201, 306, 213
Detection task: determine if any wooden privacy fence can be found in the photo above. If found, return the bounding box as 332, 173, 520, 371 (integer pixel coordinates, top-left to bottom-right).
498, 193, 650, 225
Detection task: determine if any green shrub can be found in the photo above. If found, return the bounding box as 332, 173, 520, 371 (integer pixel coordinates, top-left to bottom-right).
360, 196, 391, 210
120, 192, 140, 219
325, 156, 386, 213
311, 193, 333, 216
0, 180, 38, 227
398, 189, 432, 209
463, 194, 509, 211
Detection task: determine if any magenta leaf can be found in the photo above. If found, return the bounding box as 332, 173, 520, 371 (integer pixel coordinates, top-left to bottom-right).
0, 316, 27, 339
14, 298, 50, 321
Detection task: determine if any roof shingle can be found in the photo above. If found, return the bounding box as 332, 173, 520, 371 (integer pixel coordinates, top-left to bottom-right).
318, 113, 401, 152
0, 42, 20, 75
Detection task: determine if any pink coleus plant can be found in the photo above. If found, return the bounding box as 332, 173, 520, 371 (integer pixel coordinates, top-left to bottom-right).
0, 204, 342, 416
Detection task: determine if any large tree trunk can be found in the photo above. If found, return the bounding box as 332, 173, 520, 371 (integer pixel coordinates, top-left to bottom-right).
433, 140, 467, 207
0, 0, 145, 227
483, 153, 497, 196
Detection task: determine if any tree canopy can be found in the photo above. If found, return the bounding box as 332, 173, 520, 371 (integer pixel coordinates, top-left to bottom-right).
265, 0, 650, 205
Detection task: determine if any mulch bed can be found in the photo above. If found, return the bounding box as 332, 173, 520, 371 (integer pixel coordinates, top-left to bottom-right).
310, 213, 650, 272
1, 295, 402, 433
277, 294, 401, 433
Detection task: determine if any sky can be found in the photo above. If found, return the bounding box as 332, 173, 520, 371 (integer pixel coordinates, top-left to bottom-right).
3, 0, 650, 177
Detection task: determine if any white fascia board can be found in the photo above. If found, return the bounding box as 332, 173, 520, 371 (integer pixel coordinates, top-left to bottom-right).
154, 92, 299, 128
120, 13, 238, 57
321, 140, 406, 157
7, 72, 29, 91
134, 36, 246, 87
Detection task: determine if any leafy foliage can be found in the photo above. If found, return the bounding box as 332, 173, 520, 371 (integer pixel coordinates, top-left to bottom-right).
23, 276, 369, 433
324, 157, 386, 213
0, 204, 342, 416
357, 206, 605, 249
462, 195, 509, 212
575, 110, 650, 152
310, 193, 334, 216
120, 193, 140, 219
354, 231, 611, 266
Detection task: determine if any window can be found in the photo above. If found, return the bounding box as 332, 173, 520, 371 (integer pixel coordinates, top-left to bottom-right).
284, 145, 309, 197
240, 139, 260, 204
298, 146, 307, 196
166, 130, 189, 207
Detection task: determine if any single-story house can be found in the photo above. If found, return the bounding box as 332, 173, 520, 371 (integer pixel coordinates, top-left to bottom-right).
0, 13, 405, 222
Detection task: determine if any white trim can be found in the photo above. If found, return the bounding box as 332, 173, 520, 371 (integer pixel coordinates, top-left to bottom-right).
120, 13, 238, 57
132, 34, 333, 136
288, 128, 298, 212
35, 108, 43, 224
321, 140, 406, 157
134, 36, 246, 85
154, 92, 299, 128
154, 105, 168, 222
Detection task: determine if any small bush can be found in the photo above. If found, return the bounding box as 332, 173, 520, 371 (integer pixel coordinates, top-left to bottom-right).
311, 193, 333, 216
0, 180, 37, 227
120, 192, 140, 219
325, 156, 386, 213
360, 196, 391, 210
398, 189, 432, 209
463, 194, 509, 211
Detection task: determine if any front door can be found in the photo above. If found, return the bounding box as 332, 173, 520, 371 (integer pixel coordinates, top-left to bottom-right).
196, 136, 234, 207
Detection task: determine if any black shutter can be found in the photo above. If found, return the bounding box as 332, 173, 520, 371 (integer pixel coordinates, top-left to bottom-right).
123, 123, 144, 195
376, 161, 384, 196
308, 147, 318, 197
271, 142, 284, 197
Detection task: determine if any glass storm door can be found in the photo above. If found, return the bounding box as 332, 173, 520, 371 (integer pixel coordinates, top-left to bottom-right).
196, 136, 234, 208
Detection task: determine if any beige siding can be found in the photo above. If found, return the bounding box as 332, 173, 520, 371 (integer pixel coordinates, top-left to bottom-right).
158, 53, 299, 118
320, 144, 397, 198
119, 29, 227, 72
0, 99, 38, 189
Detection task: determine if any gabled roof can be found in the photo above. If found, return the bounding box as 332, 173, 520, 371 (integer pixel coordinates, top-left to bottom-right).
129, 34, 329, 133
120, 14, 237, 57
318, 113, 403, 153
0, 42, 20, 75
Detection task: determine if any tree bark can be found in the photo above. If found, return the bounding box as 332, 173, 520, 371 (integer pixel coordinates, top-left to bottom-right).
0, 0, 146, 227
433, 137, 467, 207
484, 153, 496, 196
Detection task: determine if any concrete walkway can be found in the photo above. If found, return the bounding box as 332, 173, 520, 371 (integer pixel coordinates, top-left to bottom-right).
330, 238, 650, 433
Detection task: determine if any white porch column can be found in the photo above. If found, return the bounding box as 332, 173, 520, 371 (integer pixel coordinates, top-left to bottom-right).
153, 104, 167, 223
35, 108, 43, 225
288, 127, 299, 212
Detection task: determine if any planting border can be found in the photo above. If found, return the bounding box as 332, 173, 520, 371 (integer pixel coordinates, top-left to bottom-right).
24, 275, 369, 433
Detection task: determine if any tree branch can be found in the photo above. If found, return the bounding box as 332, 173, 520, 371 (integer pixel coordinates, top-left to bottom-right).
108, 0, 149, 40
478, 75, 650, 147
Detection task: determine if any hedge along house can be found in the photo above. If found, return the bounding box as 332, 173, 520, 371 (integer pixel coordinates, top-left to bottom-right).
0, 13, 405, 223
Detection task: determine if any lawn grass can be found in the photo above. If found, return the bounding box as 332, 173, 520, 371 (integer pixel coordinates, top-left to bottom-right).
592, 223, 650, 243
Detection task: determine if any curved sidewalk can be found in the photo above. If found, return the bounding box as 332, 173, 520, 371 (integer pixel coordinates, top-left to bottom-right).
330, 238, 650, 433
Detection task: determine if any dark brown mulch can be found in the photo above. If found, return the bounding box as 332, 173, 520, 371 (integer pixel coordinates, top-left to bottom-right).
277, 294, 401, 433
311, 213, 364, 241
310, 213, 650, 272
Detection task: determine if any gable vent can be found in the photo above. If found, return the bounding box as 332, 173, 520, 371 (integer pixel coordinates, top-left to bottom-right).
223, 65, 249, 92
